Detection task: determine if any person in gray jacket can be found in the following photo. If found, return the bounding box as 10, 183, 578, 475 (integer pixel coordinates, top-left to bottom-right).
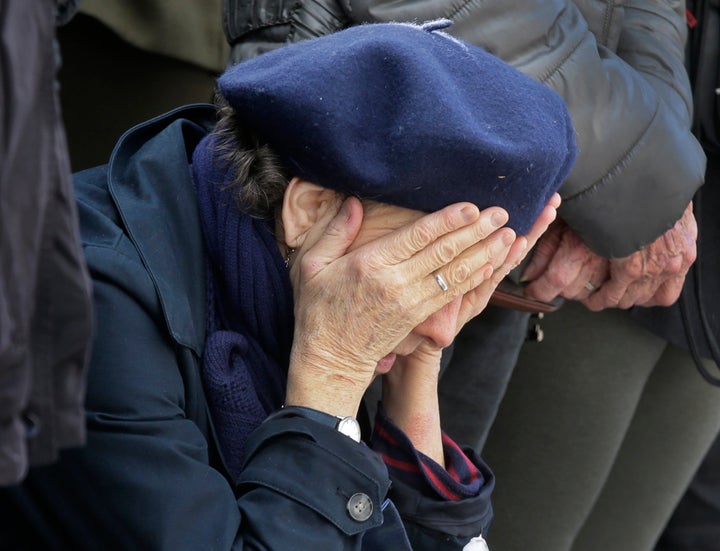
222, 1, 708, 549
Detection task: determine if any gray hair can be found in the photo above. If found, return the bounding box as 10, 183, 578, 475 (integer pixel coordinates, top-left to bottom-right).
213, 93, 290, 219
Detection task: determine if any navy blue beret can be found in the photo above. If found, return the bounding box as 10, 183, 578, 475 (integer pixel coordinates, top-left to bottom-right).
218, 20, 577, 234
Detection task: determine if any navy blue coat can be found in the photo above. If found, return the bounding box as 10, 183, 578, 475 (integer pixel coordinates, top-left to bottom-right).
0, 105, 492, 550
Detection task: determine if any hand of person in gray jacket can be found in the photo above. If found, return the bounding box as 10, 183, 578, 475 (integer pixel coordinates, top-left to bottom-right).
520, 202, 697, 310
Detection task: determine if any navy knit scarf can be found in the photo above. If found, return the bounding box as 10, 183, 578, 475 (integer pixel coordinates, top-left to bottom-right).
192, 133, 294, 481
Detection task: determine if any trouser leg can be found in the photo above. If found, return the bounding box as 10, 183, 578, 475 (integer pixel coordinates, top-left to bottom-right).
438, 305, 530, 450
655, 427, 720, 551
483, 302, 665, 551
573, 346, 720, 551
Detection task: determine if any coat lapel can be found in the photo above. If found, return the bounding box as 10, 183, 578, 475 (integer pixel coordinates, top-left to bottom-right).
107, 104, 216, 356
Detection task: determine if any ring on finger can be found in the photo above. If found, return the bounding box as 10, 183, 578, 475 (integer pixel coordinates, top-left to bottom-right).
584, 281, 597, 292
435, 273, 450, 292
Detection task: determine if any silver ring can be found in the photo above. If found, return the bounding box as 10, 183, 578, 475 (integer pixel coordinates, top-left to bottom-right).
435, 274, 450, 292
584, 281, 597, 292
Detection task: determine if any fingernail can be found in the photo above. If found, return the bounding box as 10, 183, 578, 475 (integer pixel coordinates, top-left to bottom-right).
460, 205, 477, 223
492, 210, 508, 228
519, 262, 533, 282
518, 237, 528, 253
502, 231, 515, 246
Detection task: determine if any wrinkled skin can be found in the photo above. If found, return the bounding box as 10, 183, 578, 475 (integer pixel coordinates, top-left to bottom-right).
285, 193, 560, 463
522, 202, 697, 312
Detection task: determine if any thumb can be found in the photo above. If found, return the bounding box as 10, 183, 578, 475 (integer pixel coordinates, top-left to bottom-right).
520, 221, 564, 282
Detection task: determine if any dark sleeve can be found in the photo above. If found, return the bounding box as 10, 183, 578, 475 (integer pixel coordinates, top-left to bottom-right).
224, 0, 349, 64
370, 405, 494, 549
0, 180, 393, 550
371, 404, 485, 501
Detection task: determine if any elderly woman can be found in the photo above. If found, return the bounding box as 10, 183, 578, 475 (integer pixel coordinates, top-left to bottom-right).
0, 21, 575, 550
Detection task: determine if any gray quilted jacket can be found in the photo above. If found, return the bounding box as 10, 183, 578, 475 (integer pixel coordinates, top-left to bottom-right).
224, 0, 705, 257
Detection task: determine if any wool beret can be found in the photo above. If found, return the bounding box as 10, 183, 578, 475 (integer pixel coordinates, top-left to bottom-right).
218, 20, 577, 234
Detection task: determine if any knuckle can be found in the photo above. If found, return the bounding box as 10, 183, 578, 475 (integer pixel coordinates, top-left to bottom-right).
653, 293, 674, 307
623, 256, 645, 279
374, 270, 406, 304
659, 279, 684, 305
665, 256, 683, 276
409, 222, 435, 250
447, 261, 472, 285
351, 252, 392, 286
432, 240, 457, 265
605, 290, 624, 305
644, 262, 665, 279
299, 253, 322, 276
348, 251, 372, 275
387, 276, 408, 303
547, 271, 572, 289
489, 269, 505, 286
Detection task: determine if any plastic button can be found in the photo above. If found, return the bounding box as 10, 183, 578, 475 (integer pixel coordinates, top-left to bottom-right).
346, 492, 373, 522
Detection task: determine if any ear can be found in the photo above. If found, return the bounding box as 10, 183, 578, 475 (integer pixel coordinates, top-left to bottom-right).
281, 177, 340, 248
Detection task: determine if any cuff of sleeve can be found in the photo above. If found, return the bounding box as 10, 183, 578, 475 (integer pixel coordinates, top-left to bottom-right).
561, 103, 703, 257
388, 457, 495, 540
370, 403, 486, 501
239, 409, 391, 535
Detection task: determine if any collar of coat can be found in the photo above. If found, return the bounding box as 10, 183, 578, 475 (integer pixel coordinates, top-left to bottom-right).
106, 103, 216, 356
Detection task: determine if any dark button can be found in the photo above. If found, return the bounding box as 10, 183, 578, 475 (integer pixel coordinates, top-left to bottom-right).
23, 412, 41, 439
346, 492, 373, 522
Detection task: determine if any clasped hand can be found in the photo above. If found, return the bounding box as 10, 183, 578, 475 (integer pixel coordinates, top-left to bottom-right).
521, 202, 697, 311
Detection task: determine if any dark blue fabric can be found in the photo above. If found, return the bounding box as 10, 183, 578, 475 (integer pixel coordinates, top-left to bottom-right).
192, 132, 294, 481
362, 500, 414, 550
219, 20, 577, 234
371, 403, 487, 501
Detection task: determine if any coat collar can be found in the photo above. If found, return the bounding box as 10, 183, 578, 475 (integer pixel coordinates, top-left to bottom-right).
107, 104, 216, 355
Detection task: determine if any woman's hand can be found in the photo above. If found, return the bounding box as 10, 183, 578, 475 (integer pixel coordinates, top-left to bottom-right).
455, 193, 561, 332
285, 196, 516, 418
381, 194, 560, 462
382, 342, 446, 464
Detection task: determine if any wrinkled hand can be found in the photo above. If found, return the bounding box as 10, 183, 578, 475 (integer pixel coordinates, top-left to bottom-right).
285, 196, 516, 417
522, 202, 697, 311
457, 193, 561, 329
